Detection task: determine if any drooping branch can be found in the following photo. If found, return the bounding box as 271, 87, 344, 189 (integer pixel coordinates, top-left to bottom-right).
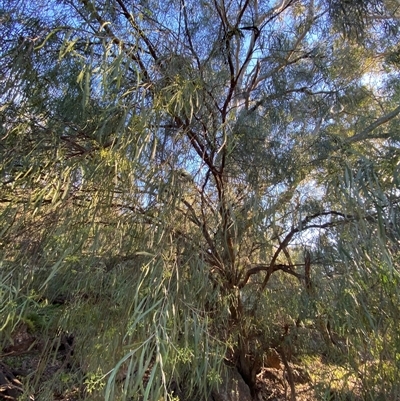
180, 0, 201, 70
78, 0, 150, 80
114, 0, 158, 61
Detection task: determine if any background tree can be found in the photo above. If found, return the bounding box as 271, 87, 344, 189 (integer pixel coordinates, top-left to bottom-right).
1, 0, 400, 399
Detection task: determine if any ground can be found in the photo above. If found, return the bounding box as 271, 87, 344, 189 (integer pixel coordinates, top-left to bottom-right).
0, 323, 369, 401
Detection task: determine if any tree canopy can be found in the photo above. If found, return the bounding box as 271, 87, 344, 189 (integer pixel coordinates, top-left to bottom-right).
1, 0, 400, 400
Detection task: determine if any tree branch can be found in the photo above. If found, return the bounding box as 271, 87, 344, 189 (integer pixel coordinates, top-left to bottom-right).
79, 0, 150, 80
345, 104, 400, 144
115, 0, 158, 61
238, 263, 305, 289
260, 210, 355, 289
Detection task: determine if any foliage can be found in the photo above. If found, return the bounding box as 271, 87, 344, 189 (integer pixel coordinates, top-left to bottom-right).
1, 0, 400, 399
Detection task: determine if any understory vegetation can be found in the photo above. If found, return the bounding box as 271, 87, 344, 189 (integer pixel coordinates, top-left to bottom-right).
1, 0, 400, 400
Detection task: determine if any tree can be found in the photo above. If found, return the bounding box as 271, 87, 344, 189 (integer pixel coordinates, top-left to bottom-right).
1, 0, 400, 399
